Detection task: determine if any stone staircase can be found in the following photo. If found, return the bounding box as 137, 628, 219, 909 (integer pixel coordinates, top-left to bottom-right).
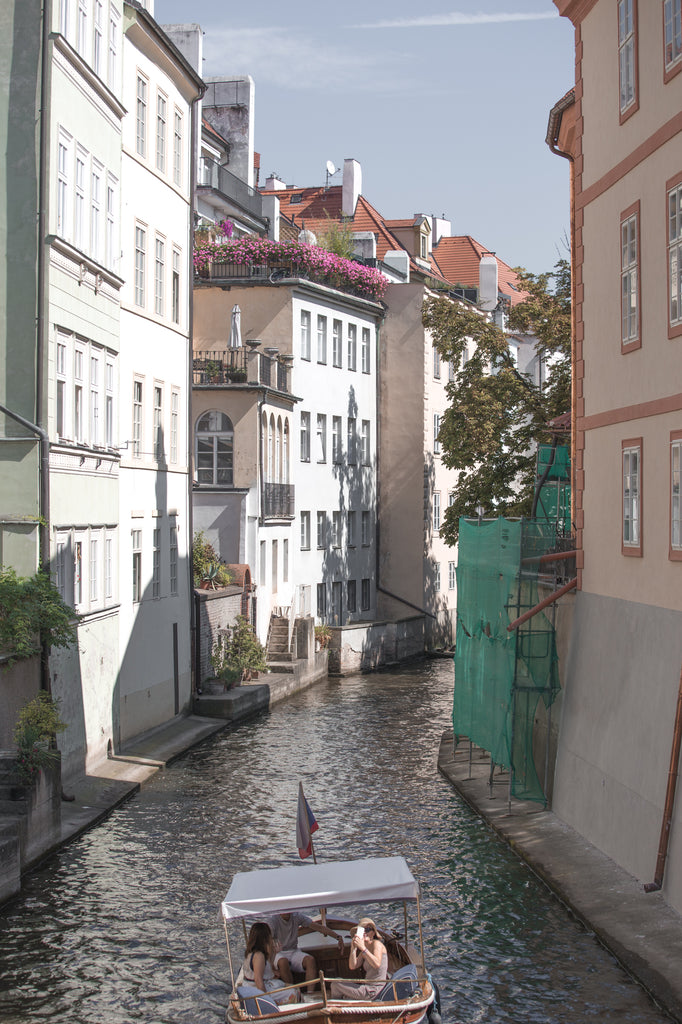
266, 614, 296, 673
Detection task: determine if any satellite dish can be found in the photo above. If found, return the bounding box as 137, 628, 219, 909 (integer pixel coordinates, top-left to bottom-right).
326, 160, 336, 175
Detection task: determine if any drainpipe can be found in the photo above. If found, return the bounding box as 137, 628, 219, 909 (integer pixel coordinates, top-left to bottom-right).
643, 663, 682, 893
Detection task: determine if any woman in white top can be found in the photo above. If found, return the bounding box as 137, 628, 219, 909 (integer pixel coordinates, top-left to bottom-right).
330, 918, 388, 1000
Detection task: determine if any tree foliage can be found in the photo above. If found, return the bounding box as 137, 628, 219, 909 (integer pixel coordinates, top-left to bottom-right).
422, 259, 571, 543
0, 567, 80, 664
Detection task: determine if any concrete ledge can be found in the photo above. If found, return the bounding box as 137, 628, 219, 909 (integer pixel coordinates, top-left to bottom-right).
438, 730, 682, 1023
193, 654, 328, 721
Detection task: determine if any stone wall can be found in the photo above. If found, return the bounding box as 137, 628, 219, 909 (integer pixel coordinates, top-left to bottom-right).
326, 615, 425, 676
195, 586, 243, 685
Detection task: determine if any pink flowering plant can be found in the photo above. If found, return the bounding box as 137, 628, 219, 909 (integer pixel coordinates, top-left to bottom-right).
193, 236, 387, 301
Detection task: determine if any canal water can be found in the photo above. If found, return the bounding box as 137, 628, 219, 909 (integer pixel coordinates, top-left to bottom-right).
0, 661, 672, 1024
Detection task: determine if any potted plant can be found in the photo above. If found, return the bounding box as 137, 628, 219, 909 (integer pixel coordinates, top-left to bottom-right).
315, 623, 332, 650
211, 616, 268, 685
13, 692, 67, 786
193, 531, 232, 589
204, 360, 223, 383
228, 367, 247, 383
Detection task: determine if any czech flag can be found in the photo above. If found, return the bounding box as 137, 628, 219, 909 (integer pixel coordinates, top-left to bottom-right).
296, 782, 319, 860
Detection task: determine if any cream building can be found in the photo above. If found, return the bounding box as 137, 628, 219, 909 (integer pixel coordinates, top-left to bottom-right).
551, 0, 682, 914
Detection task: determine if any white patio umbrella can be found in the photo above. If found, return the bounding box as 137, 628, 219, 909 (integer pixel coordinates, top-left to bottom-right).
229, 304, 242, 349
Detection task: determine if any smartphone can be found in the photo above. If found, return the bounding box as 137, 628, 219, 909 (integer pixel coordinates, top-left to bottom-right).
356, 926, 365, 939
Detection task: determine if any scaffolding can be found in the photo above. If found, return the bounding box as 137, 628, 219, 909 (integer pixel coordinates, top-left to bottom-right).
453, 447, 574, 807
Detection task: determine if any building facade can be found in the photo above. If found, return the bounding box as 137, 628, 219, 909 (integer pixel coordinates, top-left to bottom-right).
551, 0, 682, 913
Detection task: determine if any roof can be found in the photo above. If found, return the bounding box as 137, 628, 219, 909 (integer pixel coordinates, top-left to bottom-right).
261, 185, 451, 286
221, 857, 420, 921
431, 236, 528, 306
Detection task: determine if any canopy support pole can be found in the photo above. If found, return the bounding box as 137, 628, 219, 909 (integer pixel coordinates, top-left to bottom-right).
223, 918, 236, 992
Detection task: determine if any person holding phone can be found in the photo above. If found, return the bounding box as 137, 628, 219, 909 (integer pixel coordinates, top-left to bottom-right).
330, 918, 388, 999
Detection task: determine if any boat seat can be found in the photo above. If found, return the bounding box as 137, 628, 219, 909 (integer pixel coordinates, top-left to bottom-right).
376, 964, 418, 1001
242, 994, 281, 1015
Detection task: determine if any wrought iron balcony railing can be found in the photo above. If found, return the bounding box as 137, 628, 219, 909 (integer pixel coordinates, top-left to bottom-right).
263, 483, 295, 519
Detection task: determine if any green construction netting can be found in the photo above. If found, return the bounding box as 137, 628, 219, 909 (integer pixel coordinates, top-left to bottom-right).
454, 517, 561, 803
536, 445, 571, 533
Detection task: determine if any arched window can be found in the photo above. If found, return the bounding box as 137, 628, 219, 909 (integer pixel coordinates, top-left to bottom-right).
268, 414, 275, 483
195, 410, 233, 485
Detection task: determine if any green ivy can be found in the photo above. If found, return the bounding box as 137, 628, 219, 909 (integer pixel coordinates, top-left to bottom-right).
0, 567, 80, 665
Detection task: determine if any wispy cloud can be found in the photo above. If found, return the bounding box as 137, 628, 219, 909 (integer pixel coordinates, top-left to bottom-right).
355, 11, 559, 29
203, 27, 401, 92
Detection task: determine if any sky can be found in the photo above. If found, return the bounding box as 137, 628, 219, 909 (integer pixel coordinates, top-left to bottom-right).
154, 1, 575, 275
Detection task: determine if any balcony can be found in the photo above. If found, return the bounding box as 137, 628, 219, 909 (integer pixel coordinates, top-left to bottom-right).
192, 349, 248, 385
263, 483, 295, 519
197, 159, 264, 221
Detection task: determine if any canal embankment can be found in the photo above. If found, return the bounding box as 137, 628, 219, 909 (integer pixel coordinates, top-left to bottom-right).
438, 729, 682, 1024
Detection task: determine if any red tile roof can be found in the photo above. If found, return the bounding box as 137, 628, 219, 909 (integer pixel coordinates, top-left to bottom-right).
431, 235, 528, 305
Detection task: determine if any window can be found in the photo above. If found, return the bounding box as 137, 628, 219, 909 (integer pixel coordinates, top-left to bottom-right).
300, 511, 311, 550
105, 535, 113, 599
664, 1, 682, 76
348, 324, 357, 371
170, 389, 179, 464
136, 75, 148, 158
132, 529, 142, 602
434, 413, 441, 454
333, 320, 342, 367
173, 110, 183, 187
59, 0, 69, 37
300, 411, 311, 462
93, 0, 103, 76
90, 162, 102, 262
347, 580, 357, 613
260, 540, 266, 586
75, 150, 86, 251
77, 0, 88, 58
448, 360, 456, 382
347, 417, 356, 465
348, 510, 356, 547
57, 134, 70, 237
152, 527, 161, 598
317, 315, 327, 364
332, 511, 342, 548
673, 433, 682, 557
618, 0, 638, 120
361, 578, 370, 611
135, 224, 146, 306
283, 539, 289, 583
56, 340, 67, 438
622, 439, 642, 556
155, 236, 165, 316
74, 346, 84, 442
361, 420, 370, 465
621, 203, 640, 349
361, 510, 370, 546
195, 410, 233, 484
317, 414, 327, 463
132, 379, 143, 458
105, 361, 114, 446
90, 355, 100, 445
172, 248, 180, 324
317, 511, 326, 549
317, 583, 327, 620
668, 175, 682, 335
434, 562, 441, 592
301, 310, 311, 360
332, 416, 342, 463
156, 93, 167, 173
108, 7, 119, 92
361, 328, 371, 373
420, 234, 428, 259
89, 537, 98, 602
74, 539, 83, 607
433, 492, 441, 533
153, 385, 163, 459
170, 523, 178, 594
106, 175, 117, 270
433, 345, 441, 379
449, 561, 456, 590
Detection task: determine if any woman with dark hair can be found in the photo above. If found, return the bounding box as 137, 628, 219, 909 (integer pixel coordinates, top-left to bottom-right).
241, 921, 291, 1003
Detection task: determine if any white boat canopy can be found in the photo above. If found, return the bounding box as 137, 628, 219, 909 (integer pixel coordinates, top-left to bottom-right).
221, 857, 420, 921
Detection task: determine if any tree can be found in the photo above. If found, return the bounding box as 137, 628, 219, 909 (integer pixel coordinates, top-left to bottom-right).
0, 567, 80, 664
422, 259, 571, 544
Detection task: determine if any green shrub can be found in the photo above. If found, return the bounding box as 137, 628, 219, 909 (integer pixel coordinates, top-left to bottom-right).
193, 531, 232, 588
13, 691, 67, 783
211, 615, 268, 683
0, 567, 79, 665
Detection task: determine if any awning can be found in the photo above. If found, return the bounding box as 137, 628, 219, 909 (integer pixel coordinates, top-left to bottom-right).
221, 857, 420, 921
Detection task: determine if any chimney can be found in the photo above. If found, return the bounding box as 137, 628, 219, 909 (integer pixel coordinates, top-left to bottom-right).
202, 76, 256, 188
479, 254, 498, 311
265, 174, 287, 191
342, 158, 362, 217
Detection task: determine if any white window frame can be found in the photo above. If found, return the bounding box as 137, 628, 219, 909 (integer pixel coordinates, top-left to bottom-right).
300, 511, 311, 551
156, 92, 167, 174
434, 412, 441, 455
622, 440, 641, 552
316, 511, 326, 549
136, 74, 148, 158
300, 411, 310, 462
332, 319, 342, 367
449, 561, 456, 590
317, 413, 327, 464
317, 315, 327, 364
332, 415, 342, 463
665, 0, 682, 72
672, 435, 682, 554
361, 420, 370, 465
348, 324, 357, 371
134, 223, 146, 307
621, 207, 639, 347
173, 109, 183, 187
433, 491, 441, 533
132, 378, 143, 458
301, 310, 311, 360
361, 327, 371, 373
132, 529, 142, 602
332, 511, 342, 548
618, 0, 637, 117
172, 247, 181, 324
361, 510, 370, 546
170, 389, 179, 464
154, 235, 165, 317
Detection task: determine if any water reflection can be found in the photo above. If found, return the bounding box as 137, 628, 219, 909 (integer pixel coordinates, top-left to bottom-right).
0, 662, 670, 1023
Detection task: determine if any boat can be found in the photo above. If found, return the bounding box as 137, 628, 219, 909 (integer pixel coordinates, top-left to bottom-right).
221, 856, 441, 1024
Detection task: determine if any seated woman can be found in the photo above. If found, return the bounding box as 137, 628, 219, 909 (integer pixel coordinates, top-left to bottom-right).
241, 921, 293, 1004
329, 918, 388, 1000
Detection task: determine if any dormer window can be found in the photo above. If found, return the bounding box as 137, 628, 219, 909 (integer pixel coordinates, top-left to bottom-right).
291, 194, 302, 204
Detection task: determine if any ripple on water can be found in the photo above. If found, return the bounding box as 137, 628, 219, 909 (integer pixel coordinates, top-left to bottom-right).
0, 663, 671, 1023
